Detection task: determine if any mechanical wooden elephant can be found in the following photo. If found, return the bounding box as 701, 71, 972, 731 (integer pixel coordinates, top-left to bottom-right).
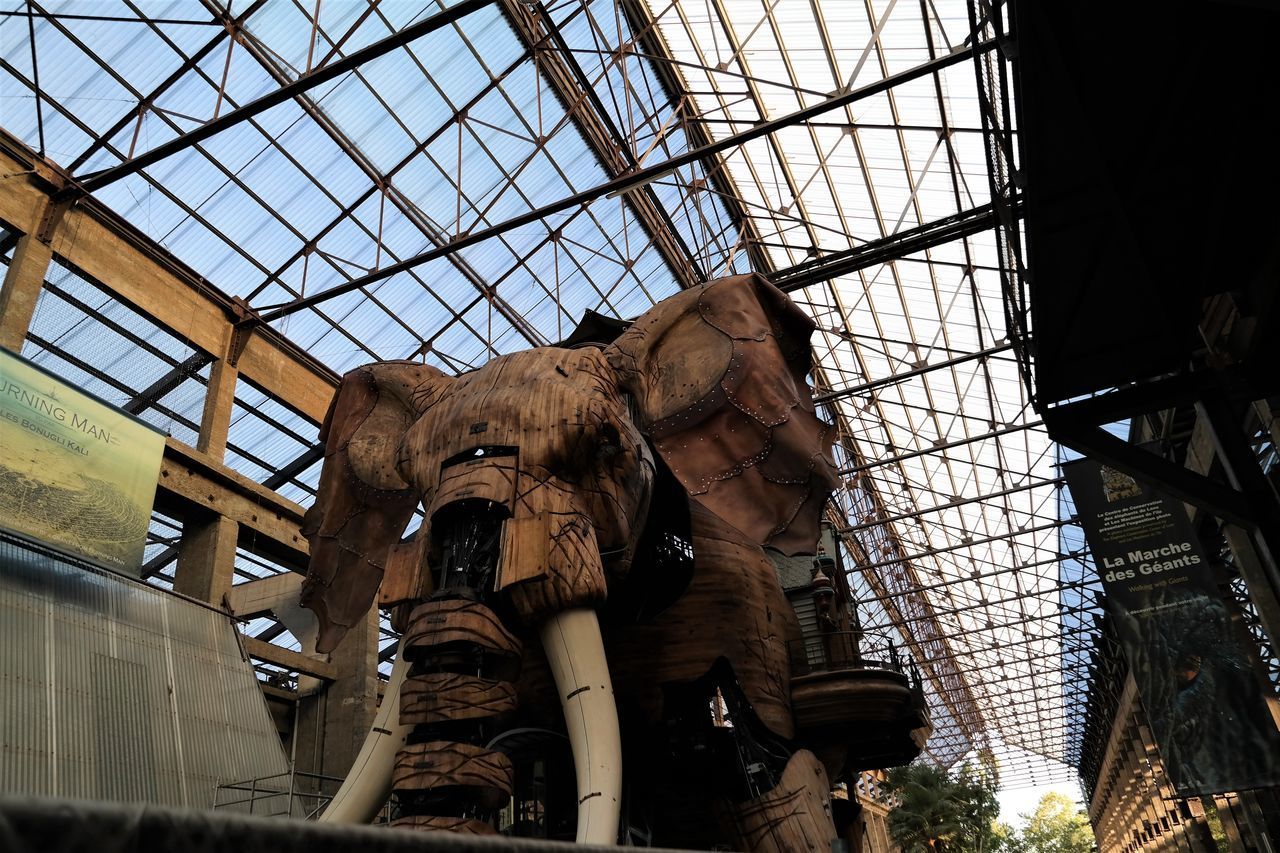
299, 273, 842, 849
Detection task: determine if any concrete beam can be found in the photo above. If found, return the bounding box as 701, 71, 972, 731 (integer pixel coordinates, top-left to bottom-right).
0, 228, 53, 352
225, 571, 323, 693
173, 513, 238, 604
0, 133, 337, 425
259, 682, 299, 703
225, 572, 306, 620
235, 336, 334, 424
157, 438, 309, 567
198, 329, 239, 460
240, 634, 339, 682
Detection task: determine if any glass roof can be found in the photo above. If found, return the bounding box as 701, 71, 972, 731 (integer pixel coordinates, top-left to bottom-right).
0, 0, 1095, 789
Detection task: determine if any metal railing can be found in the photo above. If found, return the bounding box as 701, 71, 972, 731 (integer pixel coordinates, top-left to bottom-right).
214, 770, 389, 821
789, 629, 921, 690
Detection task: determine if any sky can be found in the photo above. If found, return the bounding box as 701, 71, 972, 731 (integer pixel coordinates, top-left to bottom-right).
998, 780, 1085, 827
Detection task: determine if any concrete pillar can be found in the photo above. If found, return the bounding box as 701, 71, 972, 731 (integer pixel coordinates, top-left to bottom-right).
293, 606, 381, 792
0, 230, 54, 352
173, 513, 239, 605
198, 332, 239, 461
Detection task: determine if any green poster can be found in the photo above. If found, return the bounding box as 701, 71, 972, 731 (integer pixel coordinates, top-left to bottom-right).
0, 349, 165, 574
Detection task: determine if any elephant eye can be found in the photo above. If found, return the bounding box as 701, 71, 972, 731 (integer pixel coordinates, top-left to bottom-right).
598, 423, 621, 454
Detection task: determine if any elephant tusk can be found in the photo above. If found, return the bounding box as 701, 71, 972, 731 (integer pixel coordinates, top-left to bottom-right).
540, 607, 623, 846
318, 641, 412, 823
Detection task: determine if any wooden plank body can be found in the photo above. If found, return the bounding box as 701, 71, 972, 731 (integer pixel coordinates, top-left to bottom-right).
399, 673, 518, 726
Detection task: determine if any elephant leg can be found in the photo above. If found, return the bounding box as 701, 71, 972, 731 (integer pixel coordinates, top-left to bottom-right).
730, 749, 839, 853
391, 593, 521, 833
713, 669, 839, 852
368, 499, 514, 832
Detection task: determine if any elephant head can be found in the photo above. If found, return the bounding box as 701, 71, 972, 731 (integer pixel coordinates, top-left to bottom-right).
299, 273, 838, 843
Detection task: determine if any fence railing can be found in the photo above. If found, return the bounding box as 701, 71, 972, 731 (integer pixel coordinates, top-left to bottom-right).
214, 770, 393, 821
789, 629, 922, 690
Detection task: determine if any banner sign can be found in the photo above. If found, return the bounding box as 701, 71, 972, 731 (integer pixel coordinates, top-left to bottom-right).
0, 349, 165, 575
1064, 458, 1280, 796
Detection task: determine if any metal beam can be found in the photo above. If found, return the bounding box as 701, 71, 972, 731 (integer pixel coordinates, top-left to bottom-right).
123, 351, 214, 415
618, 0, 773, 274
863, 579, 1086, 630
62, 1, 265, 174
210, 0, 546, 350
1046, 418, 1256, 528
256, 39, 998, 322
842, 475, 1065, 533
844, 517, 1074, 575
501, 0, 702, 289
813, 342, 1014, 404
838, 418, 1046, 475
772, 201, 1015, 291
68, 0, 495, 196
858, 553, 1075, 605
262, 443, 323, 492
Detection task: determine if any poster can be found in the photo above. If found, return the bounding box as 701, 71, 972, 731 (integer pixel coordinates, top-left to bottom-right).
1064, 457, 1280, 796
0, 349, 165, 575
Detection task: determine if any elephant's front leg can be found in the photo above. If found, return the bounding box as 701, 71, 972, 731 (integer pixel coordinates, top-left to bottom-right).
390, 501, 622, 844
390, 504, 520, 834
393, 595, 520, 834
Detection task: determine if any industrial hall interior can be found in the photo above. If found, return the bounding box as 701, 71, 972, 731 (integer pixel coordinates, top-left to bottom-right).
0, 1, 1277, 851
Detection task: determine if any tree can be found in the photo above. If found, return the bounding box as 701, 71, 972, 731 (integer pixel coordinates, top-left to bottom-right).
949, 766, 1003, 852
1011, 792, 1095, 853
885, 764, 1002, 852
991, 821, 1024, 853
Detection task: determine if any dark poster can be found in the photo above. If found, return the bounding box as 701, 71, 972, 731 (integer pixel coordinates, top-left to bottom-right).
1064, 458, 1280, 796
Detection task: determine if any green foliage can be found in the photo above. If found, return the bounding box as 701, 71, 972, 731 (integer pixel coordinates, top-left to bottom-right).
884, 764, 1002, 852
991, 821, 1024, 853
1202, 802, 1230, 853
1000, 792, 1096, 853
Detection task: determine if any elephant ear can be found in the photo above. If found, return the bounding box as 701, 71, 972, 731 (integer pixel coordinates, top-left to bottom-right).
301, 360, 447, 653
604, 273, 837, 555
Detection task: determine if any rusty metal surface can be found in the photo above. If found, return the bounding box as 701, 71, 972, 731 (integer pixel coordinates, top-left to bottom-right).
607, 274, 838, 555
602, 501, 804, 740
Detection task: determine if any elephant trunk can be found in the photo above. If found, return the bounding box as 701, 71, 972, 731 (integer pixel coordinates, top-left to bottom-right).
540, 607, 623, 845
